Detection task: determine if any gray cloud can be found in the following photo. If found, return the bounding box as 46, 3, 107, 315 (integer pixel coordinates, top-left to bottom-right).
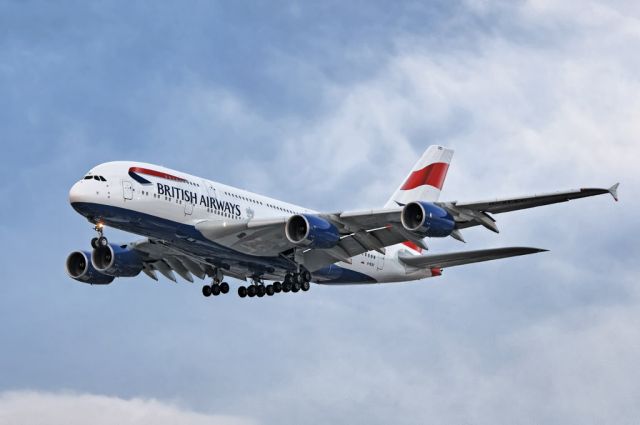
1, 1, 638, 424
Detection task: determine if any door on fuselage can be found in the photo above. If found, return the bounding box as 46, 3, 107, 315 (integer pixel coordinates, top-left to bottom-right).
184, 198, 194, 215
376, 252, 385, 271
122, 181, 133, 200
202, 179, 217, 199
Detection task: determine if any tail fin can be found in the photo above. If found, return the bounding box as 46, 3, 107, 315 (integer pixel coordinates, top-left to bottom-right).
384, 145, 454, 208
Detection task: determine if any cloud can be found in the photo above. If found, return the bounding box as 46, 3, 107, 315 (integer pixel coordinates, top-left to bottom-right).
1, 1, 639, 425
0, 391, 257, 425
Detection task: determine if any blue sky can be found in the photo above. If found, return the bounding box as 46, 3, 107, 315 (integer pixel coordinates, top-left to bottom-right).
1, 1, 639, 424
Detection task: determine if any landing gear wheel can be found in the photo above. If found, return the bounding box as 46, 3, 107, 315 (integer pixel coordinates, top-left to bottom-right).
266, 285, 275, 296
247, 286, 257, 297
211, 284, 221, 296
91, 237, 99, 249
273, 282, 282, 293
220, 282, 230, 294
257, 285, 266, 297
301, 281, 310, 291
98, 236, 109, 247
238, 286, 247, 298
282, 282, 292, 293
202, 285, 212, 297
292, 282, 301, 293
300, 270, 311, 283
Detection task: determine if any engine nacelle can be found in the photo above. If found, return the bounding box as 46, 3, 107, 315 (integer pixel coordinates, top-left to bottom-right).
285, 214, 340, 249
401, 201, 455, 237
91, 243, 144, 277
66, 251, 115, 285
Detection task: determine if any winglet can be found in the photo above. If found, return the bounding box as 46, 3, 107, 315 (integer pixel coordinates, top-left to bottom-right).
608, 183, 620, 202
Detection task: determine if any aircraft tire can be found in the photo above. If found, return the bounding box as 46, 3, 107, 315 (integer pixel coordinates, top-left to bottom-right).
238, 286, 247, 298
266, 285, 275, 296
301, 281, 310, 291
220, 282, 230, 294
247, 286, 256, 297
202, 285, 212, 297
301, 270, 311, 283
273, 282, 282, 293
211, 284, 221, 296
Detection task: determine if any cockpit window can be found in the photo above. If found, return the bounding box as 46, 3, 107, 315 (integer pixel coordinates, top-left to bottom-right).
84, 175, 107, 181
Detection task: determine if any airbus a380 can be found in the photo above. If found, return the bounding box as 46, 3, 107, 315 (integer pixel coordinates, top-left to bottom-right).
66, 146, 619, 299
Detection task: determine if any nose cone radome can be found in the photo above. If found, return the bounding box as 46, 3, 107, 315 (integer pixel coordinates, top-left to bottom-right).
69, 181, 95, 207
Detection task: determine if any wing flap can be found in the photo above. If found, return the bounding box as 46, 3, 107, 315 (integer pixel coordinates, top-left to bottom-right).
398, 247, 547, 269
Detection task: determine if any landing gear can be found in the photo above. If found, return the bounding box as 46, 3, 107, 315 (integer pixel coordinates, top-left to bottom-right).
91, 223, 109, 249
235, 270, 312, 299
202, 268, 231, 298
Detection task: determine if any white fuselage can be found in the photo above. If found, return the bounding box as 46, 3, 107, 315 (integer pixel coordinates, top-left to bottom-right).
69, 161, 437, 284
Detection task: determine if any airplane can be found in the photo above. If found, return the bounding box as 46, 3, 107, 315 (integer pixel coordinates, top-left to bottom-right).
66, 145, 619, 298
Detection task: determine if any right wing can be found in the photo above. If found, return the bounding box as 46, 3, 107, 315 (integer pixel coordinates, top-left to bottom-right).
398, 247, 547, 269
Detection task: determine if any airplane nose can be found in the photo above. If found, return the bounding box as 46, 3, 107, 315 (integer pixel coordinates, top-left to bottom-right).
69, 181, 85, 204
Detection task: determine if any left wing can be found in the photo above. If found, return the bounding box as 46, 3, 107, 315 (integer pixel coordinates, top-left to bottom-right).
398, 246, 547, 269
437, 183, 619, 233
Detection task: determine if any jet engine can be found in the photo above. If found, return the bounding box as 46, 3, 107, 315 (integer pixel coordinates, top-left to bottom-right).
91, 243, 144, 277
66, 251, 115, 284
285, 214, 340, 249
401, 201, 455, 237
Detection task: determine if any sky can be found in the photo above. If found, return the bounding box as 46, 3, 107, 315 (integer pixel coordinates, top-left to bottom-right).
1, 0, 639, 423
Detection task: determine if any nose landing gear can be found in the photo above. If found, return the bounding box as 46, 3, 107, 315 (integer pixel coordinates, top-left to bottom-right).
90, 223, 109, 249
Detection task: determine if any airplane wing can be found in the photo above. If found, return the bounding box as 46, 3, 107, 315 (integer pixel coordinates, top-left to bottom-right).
183, 183, 617, 272
192, 211, 412, 271
438, 184, 619, 233
398, 247, 547, 269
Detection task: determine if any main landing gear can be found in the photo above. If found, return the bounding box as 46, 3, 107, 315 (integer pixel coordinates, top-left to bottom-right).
237, 272, 311, 299
202, 269, 230, 298
90, 223, 109, 249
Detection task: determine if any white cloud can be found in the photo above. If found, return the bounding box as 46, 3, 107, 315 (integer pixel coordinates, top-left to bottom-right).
0, 391, 257, 425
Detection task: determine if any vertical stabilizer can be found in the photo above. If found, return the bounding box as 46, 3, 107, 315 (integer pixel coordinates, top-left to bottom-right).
384, 145, 454, 208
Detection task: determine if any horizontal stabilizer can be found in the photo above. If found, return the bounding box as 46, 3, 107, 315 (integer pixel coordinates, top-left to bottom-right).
398, 247, 547, 269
